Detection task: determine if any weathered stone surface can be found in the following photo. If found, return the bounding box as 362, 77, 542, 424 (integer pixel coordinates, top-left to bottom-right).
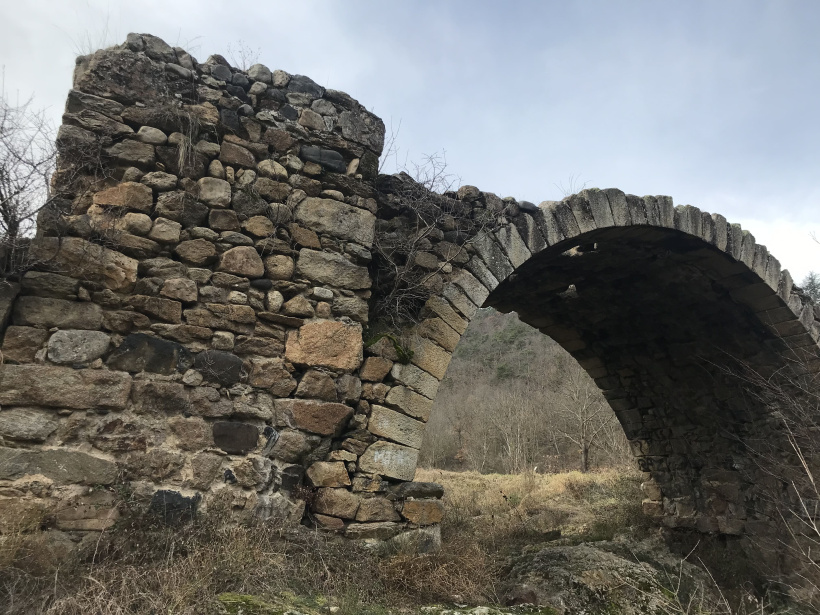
218, 246, 265, 278
0, 447, 118, 484
93, 182, 153, 212
358, 440, 419, 481
175, 238, 218, 265
184, 303, 256, 334
257, 159, 288, 181
360, 356, 393, 382
296, 249, 370, 289
296, 370, 338, 400
409, 337, 451, 380
30, 237, 138, 292
1, 326, 48, 363
285, 321, 363, 371
367, 405, 426, 449
194, 350, 245, 386
212, 421, 259, 455
313, 487, 359, 519
188, 452, 223, 489
390, 362, 439, 399
47, 329, 110, 364
276, 399, 352, 435
0, 365, 131, 409
264, 254, 294, 280
148, 217, 182, 243
106, 333, 186, 374
161, 278, 198, 302
128, 294, 182, 323
21, 272, 80, 299
0, 407, 59, 441
294, 198, 376, 246
54, 490, 119, 530
265, 429, 318, 463
306, 461, 351, 487
13, 296, 103, 330
107, 140, 156, 168
355, 497, 400, 522
219, 141, 255, 168
169, 416, 213, 451
401, 499, 444, 525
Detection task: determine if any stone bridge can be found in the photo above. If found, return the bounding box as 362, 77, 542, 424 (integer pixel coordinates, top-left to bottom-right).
0, 34, 818, 552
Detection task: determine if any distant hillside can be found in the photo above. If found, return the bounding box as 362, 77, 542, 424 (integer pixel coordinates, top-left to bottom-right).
420, 309, 632, 473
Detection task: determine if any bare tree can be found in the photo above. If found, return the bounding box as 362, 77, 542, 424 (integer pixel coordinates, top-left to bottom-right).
0, 89, 55, 241
554, 359, 615, 472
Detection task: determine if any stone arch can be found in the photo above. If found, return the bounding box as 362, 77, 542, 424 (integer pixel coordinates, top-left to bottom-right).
394, 188, 820, 537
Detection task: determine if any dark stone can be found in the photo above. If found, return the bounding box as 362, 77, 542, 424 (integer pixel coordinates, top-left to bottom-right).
210, 64, 232, 82
258, 312, 304, 328
300, 145, 346, 173
220, 108, 241, 133
232, 191, 269, 217
223, 468, 237, 484
149, 489, 200, 524
156, 145, 207, 179
181, 200, 209, 229
519, 200, 537, 213
287, 75, 324, 98
392, 481, 445, 499
226, 84, 250, 104
231, 73, 250, 89
278, 464, 304, 491
212, 421, 258, 455
106, 333, 188, 375
194, 349, 245, 385
237, 104, 254, 117
265, 88, 286, 104
280, 105, 299, 121
250, 278, 273, 290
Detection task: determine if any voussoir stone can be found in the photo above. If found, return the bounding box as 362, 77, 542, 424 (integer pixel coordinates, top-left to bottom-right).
218, 246, 265, 278
47, 329, 111, 364
367, 405, 426, 449
285, 321, 363, 372
0, 365, 131, 409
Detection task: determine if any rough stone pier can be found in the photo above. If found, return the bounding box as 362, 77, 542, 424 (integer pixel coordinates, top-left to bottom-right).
0, 34, 818, 553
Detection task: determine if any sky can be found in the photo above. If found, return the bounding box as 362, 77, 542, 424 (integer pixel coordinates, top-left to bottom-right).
1, 0, 818, 281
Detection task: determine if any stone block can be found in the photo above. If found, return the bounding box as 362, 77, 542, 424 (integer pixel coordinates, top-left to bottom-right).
47, 329, 110, 364
285, 321, 363, 372
0, 447, 118, 484
54, 490, 119, 531
169, 416, 213, 451
276, 399, 352, 436
355, 497, 400, 522
218, 246, 265, 278
106, 333, 187, 375
345, 521, 404, 540
0, 364, 131, 409
409, 337, 451, 380
368, 405, 426, 449
384, 386, 433, 421
313, 487, 359, 519
294, 197, 376, 246
306, 461, 351, 487
392, 481, 444, 499
194, 350, 245, 386
390, 362, 439, 399
30, 237, 138, 292
296, 249, 370, 289
360, 357, 393, 382
175, 238, 218, 266
92, 181, 153, 212
358, 440, 419, 481
401, 499, 444, 525
1, 326, 48, 363
21, 272, 80, 299
212, 421, 259, 455
0, 407, 59, 442
13, 296, 103, 330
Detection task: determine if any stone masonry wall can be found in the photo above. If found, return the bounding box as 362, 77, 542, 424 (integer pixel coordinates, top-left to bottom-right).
1, 33, 819, 552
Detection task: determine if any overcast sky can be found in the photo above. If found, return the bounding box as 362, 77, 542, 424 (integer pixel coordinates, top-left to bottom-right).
1, 0, 818, 281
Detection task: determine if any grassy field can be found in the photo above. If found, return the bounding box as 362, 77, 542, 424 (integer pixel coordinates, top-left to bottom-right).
0, 468, 656, 614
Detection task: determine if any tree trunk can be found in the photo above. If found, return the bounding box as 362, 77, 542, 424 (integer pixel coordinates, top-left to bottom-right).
581, 445, 589, 473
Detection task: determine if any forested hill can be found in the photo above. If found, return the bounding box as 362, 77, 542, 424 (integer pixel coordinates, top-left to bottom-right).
419, 309, 632, 473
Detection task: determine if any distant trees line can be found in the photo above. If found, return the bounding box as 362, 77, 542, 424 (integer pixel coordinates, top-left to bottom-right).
419, 309, 632, 474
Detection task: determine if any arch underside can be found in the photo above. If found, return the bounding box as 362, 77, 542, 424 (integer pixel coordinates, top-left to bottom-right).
483, 224, 818, 535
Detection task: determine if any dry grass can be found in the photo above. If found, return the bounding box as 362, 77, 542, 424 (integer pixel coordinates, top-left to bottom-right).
0, 468, 649, 614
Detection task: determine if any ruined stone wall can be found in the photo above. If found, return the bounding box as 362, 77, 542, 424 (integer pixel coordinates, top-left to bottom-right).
0, 33, 442, 546
1, 33, 820, 552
